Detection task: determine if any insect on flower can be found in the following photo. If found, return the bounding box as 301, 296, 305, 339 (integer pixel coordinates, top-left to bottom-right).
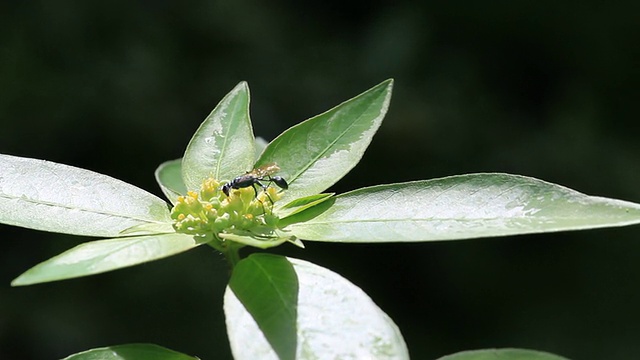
221, 163, 288, 201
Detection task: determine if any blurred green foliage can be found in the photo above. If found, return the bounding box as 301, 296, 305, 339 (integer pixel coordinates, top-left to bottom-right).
1, 1, 638, 359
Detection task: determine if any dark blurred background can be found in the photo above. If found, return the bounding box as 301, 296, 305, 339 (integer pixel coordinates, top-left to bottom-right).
1, 1, 639, 359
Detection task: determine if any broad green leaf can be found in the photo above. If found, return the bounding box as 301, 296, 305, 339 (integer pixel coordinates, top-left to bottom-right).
12, 233, 207, 286
62, 343, 198, 360
286, 173, 640, 242
256, 79, 393, 204
0, 154, 171, 237
437, 348, 569, 360
224, 255, 408, 360
155, 158, 187, 204
182, 82, 255, 190
227, 254, 299, 360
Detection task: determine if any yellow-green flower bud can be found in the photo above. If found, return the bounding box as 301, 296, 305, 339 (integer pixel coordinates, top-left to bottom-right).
170, 177, 286, 244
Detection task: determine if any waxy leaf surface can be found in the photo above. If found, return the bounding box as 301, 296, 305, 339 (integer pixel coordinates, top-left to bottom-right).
12, 233, 206, 286
224, 254, 408, 360
155, 158, 186, 205
62, 343, 198, 360
257, 79, 393, 204
182, 82, 255, 190
227, 254, 298, 360
0, 154, 171, 237
437, 348, 569, 360
287, 173, 640, 242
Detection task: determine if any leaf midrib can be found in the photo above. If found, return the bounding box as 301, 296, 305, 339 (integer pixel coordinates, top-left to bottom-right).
215, 89, 246, 180
290, 92, 384, 185
0, 193, 168, 224
294, 214, 640, 225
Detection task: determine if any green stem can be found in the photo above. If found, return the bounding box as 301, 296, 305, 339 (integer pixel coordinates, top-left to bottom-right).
208, 237, 242, 271
224, 242, 242, 270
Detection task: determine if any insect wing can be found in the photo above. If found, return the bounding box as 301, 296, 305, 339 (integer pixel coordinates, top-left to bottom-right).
251, 163, 280, 177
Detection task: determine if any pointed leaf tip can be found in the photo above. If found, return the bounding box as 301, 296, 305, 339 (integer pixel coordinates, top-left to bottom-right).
12, 233, 206, 286
182, 82, 255, 190
257, 79, 394, 204
287, 173, 640, 243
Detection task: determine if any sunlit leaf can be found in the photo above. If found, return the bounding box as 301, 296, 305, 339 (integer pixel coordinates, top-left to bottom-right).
286, 173, 640, 242
155, 158, 186, 205
12, 233, 207, 286
437, 348, 570, 360
224, 254, 408, 360
118, 222, 175, 236
0, 154, 171, 237
277, 193, 334, 219
182, 82, 255, 190
227, 254, 298, 360
256, 79, 393, 204
62, 343, 198, 360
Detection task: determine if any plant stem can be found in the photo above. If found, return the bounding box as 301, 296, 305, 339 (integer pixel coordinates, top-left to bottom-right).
208, 237, 242, 271
224, 242, 242, 270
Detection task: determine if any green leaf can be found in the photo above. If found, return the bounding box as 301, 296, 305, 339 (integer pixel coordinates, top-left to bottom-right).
224, 254, 408, 360
12, 233, 207, 286
256, 79, 393, 204
437, 348, 570, 360
286, 173, 640, 242
62, 343, 198, 360
182, 82, 255, 190
277, 192, 334, 219
227, 254, 299, 360
155, 158, 187, 204
0, 154, 171, 238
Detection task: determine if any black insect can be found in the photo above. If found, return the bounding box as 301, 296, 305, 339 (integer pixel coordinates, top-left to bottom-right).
221, 163, 288, 199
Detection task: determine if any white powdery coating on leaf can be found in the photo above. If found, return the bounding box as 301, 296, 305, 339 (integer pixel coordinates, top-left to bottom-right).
288, 173, 640, 242
0, 155, 170, 237
13, 234, 204, 285
224, 257, 409, 360
278, 81, 393, 204
291, 257, 408, 359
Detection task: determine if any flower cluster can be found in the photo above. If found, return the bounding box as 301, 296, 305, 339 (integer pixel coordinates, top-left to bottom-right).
170, 177, 282, 238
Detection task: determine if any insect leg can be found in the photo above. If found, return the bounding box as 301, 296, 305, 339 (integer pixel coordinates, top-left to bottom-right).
255, 179, 276, 208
